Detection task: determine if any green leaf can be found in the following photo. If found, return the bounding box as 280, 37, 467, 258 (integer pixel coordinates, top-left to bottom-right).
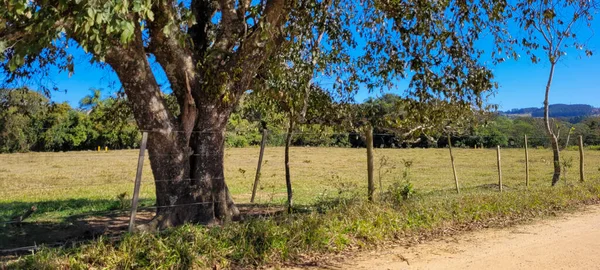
8, 60, 18, 72
96, 13, 103, 25
87, 8, 95, 19
8, 54, 24, 72
0, 41, 6, 54
147, 10, 154, 21
120, 22, 135, 44
14, 1, 27, 15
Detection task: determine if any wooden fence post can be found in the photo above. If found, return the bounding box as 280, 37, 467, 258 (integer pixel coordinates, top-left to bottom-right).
250, 126, 268, 203
579, 135, 585, 182
525, 134, 529, 187
129, 131, 148, 233
366, 127, 374, 201
447, 134, 460, 194
497, 145, 502, 192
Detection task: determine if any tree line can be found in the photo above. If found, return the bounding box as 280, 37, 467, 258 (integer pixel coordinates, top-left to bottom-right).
0, 88, 139, 152
3, 88, 599, 153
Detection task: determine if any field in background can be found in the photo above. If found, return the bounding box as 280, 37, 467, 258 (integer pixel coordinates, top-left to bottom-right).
2, 146, 600, 225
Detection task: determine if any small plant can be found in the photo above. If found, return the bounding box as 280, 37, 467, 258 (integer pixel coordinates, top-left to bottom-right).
400, 181, 415, 200
385, 158, 415, 203
315, 174, 359, 212
402, 159, 413, 179
331, 174, 357, 196
113, 192, 130, 210
378, 155, 396, 199
561, 156, 574, 184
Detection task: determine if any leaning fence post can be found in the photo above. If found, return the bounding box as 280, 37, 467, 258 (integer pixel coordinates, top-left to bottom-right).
497, 145, 502, 192
129, 131, 148, 233
579, 135, 585, 182
366, 126, 374, 201
525, 134, 529, 187
251, 124, 268, 203
447, 134, 460, 194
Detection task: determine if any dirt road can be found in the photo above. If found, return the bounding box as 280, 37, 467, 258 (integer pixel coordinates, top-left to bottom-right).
314, 205, 600, 269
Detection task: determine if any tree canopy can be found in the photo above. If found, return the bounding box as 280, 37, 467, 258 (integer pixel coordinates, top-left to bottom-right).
1, 0, 527, 227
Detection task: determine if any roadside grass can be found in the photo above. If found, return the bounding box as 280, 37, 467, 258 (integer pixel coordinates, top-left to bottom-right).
7, 180, 600, 269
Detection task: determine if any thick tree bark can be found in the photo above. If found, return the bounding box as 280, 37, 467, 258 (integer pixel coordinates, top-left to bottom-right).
543, 62, 561, 186
189, 104, 240, 223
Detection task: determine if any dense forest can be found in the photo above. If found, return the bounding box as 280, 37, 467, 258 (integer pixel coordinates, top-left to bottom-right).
2, 88, 600, 153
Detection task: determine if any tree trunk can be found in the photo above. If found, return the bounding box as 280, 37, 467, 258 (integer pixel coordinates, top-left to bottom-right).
543, 62, 561, 186
147, 105, 240, 229
105, 44, 239, 229
284, 116, 295, 210
564, 130, 571, 150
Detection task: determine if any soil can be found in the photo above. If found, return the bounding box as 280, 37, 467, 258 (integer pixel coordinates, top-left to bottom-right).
297, 205, 600, 269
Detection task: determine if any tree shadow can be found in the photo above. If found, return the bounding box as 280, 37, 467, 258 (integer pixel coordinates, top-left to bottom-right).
0, 200, 291, 255
0, 198, 154, 252
235, 203, 286, 221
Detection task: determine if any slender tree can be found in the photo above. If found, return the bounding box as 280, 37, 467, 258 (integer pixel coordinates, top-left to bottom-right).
250, 0, 342, 209
513, 0, 597, 185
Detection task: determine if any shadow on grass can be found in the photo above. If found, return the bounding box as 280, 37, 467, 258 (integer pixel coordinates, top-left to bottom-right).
0, 198, 154, 251
0, 199, 291, 253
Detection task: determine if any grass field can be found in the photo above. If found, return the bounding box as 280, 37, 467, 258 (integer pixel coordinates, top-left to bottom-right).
4, 147, 600, 268
1, 146, 600, 224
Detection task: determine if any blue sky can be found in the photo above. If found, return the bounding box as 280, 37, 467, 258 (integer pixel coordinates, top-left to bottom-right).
24, 15, 600, 112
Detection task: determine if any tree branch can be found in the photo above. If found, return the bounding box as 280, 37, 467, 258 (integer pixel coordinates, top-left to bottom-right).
190, 0, 217, 54
212, 0, 244, 54
147, 0, 199, 135
225, 0, 288, 99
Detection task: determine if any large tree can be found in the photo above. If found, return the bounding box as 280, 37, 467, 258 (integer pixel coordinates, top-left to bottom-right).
2, 0, 294, 228
1, 0, 507, 228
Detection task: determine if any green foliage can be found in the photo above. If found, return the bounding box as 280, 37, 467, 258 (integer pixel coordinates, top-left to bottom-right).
0, 88, 48, 152
3, 88, 600, 152
474, 120, 509, 147
386, 159, 416, 203
0, 88, 141, 152
561, 156, 575, 183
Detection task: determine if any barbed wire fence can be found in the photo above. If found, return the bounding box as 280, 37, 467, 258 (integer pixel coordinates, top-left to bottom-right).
0, 129, 594, 255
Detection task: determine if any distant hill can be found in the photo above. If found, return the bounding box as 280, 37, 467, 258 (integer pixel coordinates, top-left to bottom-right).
502, 104, 600, 118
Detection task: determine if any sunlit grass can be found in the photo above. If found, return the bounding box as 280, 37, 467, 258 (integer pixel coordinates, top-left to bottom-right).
1, 147, 599, 222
